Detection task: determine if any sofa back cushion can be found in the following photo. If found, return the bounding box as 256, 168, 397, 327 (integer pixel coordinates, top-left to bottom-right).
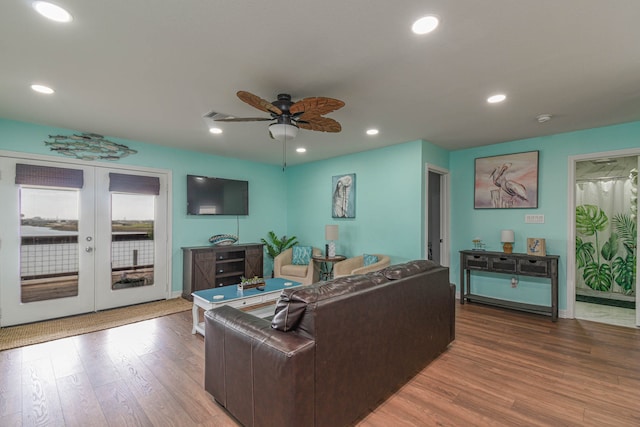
271, 273, 387, 333
382, 259, 439, 280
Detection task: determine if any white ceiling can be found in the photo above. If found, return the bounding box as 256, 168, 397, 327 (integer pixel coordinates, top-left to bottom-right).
1, 1, 639, 166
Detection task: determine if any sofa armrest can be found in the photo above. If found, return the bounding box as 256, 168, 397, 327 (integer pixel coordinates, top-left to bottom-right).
205, 306, 315, 427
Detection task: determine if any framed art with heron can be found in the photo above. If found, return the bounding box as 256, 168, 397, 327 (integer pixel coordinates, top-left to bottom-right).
474, 151, 539, 209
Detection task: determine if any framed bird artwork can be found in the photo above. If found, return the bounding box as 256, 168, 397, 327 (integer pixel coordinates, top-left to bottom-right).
474, 151, 539, 209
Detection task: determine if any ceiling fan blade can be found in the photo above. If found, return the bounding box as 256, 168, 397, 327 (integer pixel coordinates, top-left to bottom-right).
296, 116, 342, 133
237, 91, 282, 115
290, 97, 345, 116
214, 117, 273, 122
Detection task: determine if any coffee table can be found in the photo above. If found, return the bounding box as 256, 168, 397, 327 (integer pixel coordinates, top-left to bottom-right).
191, 277, 302, 336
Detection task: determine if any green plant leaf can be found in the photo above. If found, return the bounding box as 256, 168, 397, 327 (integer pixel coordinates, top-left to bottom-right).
612, 254, 636, 293
582, 262, 612, 291
600, 233, 618, 262
576, 205, 609, 236
613, 213, 637, 254
260, 231, 298, 260
575, 237, 595, 269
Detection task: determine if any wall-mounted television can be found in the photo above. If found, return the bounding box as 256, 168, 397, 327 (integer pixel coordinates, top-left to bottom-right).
187, 175, 249, 215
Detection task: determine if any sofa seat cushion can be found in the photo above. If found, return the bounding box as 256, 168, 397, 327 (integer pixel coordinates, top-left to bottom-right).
280, 264, 308, 278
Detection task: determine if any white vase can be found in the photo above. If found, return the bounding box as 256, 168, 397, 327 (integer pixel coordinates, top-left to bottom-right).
328, 241, 336, 257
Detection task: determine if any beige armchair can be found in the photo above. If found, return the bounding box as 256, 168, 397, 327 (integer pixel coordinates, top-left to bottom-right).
274, 247, 321, 285
333, 254, 390, 278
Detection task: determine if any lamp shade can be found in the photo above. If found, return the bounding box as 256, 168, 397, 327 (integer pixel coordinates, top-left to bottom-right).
500, 229, 515, 243
325, 224, 339, 241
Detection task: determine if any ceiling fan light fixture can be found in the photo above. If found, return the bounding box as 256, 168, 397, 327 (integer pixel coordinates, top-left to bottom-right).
209, 127, 223, 134
269, 123, 298, 142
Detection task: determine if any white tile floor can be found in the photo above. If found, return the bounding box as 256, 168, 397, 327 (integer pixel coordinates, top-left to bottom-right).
575, 301, 638, 328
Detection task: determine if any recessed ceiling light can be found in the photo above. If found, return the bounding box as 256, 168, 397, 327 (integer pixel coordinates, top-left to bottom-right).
366, 129, 379, 136
31, 84, 55, 94
32, 1, 73, 23
412, 15, 439, 35
209, 127, 223, 134
487, 94, 506, 104
296, 147, 306, 153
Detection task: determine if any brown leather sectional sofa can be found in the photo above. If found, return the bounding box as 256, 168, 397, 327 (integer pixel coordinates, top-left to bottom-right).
204, 260, 456, 426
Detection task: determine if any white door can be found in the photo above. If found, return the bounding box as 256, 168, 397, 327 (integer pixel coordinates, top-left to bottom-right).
94, 167, 168, 310
0, 156, 169, 326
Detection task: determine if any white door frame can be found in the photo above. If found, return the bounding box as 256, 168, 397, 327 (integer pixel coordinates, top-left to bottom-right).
566, 148, 639, 326
0, 150, 172, 326
425, 163, 450, 267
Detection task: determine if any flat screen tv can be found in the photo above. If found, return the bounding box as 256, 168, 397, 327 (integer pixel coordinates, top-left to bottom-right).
187, 175, 249, 215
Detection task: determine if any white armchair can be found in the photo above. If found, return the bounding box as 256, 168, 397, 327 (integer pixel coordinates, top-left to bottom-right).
274, 247, 321, 285
333, 254, 390, 278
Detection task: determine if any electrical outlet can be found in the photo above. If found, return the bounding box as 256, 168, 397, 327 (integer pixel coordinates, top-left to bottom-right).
511, 277, 518, 288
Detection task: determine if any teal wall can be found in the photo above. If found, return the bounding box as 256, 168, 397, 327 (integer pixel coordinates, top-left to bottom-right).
285, 140, 434, 263
3, 116, 639, 312
0, 118, 288, 293
450, 121, 640, 311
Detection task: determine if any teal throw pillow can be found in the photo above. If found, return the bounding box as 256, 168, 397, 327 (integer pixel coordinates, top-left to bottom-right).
292, 246, 312, 265
363, 254, 379, 266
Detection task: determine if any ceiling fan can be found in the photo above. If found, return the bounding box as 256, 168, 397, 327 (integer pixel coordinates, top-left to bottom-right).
207, 91, 345, 142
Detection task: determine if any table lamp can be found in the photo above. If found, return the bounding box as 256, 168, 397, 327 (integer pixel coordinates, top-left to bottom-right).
501, 229, 515, 254
325, 224, 339, 257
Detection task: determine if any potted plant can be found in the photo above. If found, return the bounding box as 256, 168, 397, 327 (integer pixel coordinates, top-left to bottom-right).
261, 231, 298, 277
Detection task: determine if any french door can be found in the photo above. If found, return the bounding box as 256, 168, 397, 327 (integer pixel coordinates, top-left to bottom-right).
0, 156, 170, 326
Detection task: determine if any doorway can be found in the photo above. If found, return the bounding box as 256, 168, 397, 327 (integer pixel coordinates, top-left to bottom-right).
0, 155, 170, 326
567, 150, 639, 327
425, 164, 450, 267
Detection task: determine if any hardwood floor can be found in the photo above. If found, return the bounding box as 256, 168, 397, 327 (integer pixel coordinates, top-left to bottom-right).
1, 303, 638, 426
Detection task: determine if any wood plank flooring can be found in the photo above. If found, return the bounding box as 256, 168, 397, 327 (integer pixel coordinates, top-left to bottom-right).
1, 302, 639, 426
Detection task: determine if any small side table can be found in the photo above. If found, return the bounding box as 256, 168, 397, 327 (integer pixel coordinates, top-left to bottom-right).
312, 255, 346, 280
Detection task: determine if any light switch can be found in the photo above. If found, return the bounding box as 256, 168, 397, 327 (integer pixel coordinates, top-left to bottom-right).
525, 214, 545, 224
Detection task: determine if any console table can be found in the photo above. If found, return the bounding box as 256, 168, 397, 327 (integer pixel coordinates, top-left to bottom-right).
459, 250, 559, 321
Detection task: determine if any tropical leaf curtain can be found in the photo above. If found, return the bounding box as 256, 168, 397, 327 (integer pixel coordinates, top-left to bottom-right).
575, 175, 637, 297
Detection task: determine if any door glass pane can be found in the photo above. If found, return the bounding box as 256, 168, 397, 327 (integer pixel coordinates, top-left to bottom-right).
111, 193, 155, 290
20, 187, 79, 303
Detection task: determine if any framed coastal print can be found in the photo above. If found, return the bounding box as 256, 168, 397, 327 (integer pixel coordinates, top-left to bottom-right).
527, 238, 546, 256
474, 150, 539, 209
332, 173, 355, 218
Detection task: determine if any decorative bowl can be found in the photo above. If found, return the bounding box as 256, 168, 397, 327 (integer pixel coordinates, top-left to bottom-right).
209, 234, 238, 246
